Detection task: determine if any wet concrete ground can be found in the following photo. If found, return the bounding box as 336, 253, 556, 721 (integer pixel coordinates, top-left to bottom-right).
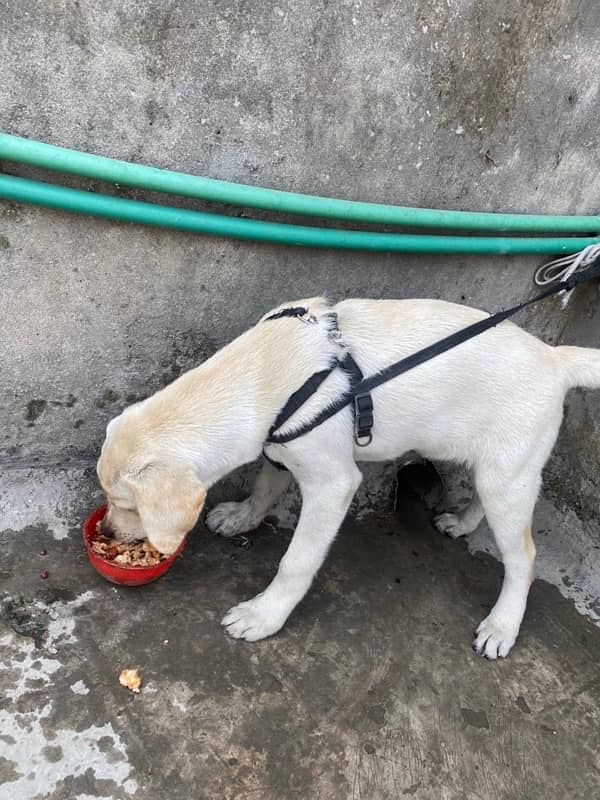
2, 492, 600, 800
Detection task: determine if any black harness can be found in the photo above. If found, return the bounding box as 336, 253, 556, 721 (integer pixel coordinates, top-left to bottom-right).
263, 254, 600, 465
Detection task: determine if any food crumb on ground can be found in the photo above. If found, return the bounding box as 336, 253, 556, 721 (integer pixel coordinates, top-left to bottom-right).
119, 668, 142, 693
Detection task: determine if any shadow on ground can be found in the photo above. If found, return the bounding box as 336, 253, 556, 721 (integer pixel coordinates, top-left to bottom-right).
1, 492, 599, 800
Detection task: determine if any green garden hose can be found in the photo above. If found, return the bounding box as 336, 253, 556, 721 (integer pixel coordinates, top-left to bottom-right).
1, 173, 598, 254
0, 133, 598, 234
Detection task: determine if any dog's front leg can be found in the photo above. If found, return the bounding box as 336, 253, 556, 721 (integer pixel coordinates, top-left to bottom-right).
222, 464, 362, 642
206, 459, 292, 537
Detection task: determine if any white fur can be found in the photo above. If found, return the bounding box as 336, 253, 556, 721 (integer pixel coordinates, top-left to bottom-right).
101, 297, 600, 659
209, 298, 600, 658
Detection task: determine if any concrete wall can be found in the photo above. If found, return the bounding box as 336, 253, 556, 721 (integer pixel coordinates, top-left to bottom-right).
1, 1, 599, 531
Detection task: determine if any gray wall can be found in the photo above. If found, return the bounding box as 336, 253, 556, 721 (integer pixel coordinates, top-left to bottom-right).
1, 1, 599, 522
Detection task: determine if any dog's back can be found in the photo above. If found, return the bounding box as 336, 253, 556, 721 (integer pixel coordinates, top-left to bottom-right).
331, 297, 600, 466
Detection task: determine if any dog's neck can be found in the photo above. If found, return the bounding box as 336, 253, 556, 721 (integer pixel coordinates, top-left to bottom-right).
137, 311, 341, 487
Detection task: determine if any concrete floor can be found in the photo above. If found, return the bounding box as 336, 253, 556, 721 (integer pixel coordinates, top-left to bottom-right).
2, 491, 600, 800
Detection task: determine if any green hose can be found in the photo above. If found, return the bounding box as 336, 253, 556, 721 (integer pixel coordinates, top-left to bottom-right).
1, 174, 598, 254
0, 132, 598, 234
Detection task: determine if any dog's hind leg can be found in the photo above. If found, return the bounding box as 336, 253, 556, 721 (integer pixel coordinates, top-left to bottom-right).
434, 492, 484, 539
206, 459, 292, 537
471, 463, 540, 660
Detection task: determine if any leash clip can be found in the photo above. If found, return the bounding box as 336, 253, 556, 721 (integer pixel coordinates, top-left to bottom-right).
353, 392, 373, 446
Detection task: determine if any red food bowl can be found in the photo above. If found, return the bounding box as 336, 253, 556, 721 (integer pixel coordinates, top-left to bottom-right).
83, 505, 186, 586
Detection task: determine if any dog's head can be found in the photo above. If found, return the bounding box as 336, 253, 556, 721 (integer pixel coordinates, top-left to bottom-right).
97, 412, 206, 554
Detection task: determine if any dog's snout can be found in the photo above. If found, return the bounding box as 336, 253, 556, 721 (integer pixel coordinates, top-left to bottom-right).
100, 516, 114, 537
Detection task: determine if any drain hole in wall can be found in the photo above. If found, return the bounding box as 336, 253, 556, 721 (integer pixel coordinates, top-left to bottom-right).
394, 459, 444, 511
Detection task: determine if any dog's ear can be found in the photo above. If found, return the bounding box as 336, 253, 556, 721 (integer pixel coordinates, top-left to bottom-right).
126, 463, 206, 554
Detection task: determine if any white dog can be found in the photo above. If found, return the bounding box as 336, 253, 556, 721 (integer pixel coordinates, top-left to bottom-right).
97, 297, 600, 659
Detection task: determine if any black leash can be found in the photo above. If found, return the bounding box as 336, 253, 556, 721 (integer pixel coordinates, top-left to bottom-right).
265, 252, 600, 451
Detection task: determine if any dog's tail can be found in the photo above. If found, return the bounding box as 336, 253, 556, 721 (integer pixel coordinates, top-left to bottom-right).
557, 346, 600, 390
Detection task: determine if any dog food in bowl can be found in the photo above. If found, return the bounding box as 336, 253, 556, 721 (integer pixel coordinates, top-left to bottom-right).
92, 525, 166, 567
83, 505, 185, 586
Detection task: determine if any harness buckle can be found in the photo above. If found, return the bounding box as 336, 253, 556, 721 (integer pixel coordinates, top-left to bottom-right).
353, 392, 373, 447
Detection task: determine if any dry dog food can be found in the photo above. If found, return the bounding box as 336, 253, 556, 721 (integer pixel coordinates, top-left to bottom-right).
119, 668, 142, 693
93, 522, 166, 567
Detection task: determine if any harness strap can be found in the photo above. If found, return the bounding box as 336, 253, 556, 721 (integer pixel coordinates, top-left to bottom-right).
268, 365, 338, 440
265, 306, 314, 322
266, 352, 370, 446
342, 354, 374, 446
265, 254, 600, 449
263, 449, 290, 472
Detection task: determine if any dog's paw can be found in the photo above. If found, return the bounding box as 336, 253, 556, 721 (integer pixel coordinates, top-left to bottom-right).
221, 596, 285, 642
473, 616, 518, 660
434, 512, 470, 539
206, 501, 260, 538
